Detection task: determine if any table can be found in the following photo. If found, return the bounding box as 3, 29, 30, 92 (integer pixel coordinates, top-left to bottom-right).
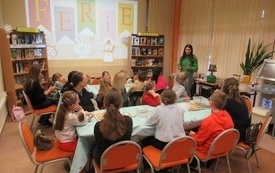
70, 97, 211, 173
195, 78, 222, 97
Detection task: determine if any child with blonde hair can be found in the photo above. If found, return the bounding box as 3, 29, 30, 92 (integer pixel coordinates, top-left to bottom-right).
54, 91, 94, 152
172, 72, 191, 102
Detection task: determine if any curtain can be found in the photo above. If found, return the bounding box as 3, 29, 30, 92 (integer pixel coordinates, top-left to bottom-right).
179, 0, 275, 80
148, 0, 175, 77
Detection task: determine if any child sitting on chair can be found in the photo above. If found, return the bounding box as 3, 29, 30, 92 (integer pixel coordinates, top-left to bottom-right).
54, 91, 94, 152
189, 90, 234, 154
172, 72, 191, 102
142, 81, 161, 107
143, 89, 186, 150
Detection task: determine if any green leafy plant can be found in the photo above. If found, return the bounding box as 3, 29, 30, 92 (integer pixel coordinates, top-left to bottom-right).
240, 38, 274, 75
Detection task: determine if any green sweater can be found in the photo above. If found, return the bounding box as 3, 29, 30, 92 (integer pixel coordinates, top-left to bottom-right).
179, 55, 198, 74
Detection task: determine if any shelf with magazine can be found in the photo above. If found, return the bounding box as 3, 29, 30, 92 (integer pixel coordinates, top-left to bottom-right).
131, 32, 164, 77
0, 27, 50, 115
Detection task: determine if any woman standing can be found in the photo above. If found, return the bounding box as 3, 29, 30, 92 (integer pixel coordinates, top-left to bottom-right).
178, 44, 198, 97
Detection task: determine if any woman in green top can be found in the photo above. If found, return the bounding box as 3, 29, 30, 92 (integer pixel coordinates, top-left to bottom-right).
178, 44, 198, 97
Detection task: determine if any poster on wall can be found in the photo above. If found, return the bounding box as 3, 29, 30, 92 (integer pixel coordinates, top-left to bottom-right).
24, 0, 137, 61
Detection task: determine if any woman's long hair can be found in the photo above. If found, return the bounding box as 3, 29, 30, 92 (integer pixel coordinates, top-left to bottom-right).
98, 78, 111, 96
222, 77, 246, 106
152, 67, 161, 84
23, 64, 41, 91
180, 44, 194, 65
99, 89, 127, 141
54, 91, 79, 131
112, 71, 127, 94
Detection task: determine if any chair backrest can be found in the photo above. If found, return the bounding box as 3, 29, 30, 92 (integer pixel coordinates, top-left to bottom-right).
158, 136, 197, 168
22, 90, 34, 112
206, 128, 239, 159
18, 122, 36, 164
241, 95, 252, 116
91, 77, 101, 85
100, 141, 142, 172
129, 90, 144, 106
53, 91, 62, 128
256, 116, 272, 146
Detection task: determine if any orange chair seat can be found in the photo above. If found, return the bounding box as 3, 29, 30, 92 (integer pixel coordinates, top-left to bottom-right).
195, 150, 229, 161
93, 161, 138, 173
33, 105, 57, 115
143, 145, 188, 169
237, 142, 251, 150
35, 140, 73, 163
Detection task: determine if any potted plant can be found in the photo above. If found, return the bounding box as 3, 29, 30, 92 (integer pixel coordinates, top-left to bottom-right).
240, 38, 274, 84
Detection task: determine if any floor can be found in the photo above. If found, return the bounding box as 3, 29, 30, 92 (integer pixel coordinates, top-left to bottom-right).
0, 114, 275, 173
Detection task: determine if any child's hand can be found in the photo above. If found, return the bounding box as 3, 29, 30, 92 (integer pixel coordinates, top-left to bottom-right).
85, 111, 94, 118
94, 106, 99, 111
184, 97, 191, 102
189, 130, 196, 136
72, 104, 82, 112
148, 90, 155, 96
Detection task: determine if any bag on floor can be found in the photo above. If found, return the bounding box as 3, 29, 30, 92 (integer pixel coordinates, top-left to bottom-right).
11, 105, 25, 122
35, 130, 54, 151
244, 122, 262, 158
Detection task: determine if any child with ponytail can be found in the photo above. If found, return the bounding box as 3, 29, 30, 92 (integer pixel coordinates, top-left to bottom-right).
93, 89, 133, 166
54, 91, 94, 152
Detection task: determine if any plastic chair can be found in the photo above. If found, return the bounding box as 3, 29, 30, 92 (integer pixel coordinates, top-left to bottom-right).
236, 116, 272, 173
18, 122, 74, 173
92, 141, 142, 173
91, 77, 101, 85
142, 136, 197, 173
52, 91, 62, 129
129, 90, 144, 106
22, 91, 57, 133
194, 128, 240, 173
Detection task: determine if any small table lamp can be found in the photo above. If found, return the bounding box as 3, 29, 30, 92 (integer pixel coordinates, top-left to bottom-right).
207, 64, 217, 83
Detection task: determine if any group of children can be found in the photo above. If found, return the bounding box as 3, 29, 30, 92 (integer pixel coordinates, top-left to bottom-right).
24, 63, 249, 172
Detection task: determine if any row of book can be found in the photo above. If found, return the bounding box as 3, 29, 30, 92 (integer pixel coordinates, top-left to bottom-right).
11, 49, 43, 59
10, 33, 43, 45
132, 59, 163, 67
13, 61, 45, 73
132, 47, 163, 56
132, 68, 161, 78
132, 36, 164, 46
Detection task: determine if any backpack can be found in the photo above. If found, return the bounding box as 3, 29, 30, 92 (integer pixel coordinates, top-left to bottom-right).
244, 122, 262, 158
11, 105, 25, 122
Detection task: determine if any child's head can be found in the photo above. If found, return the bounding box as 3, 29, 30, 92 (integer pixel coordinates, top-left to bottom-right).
138, 71, 147, 82
144, 81, 155, 91
161, 89, 177, 105
52, 73, 63, 82
209, 90, 227, 110
62, 91, 79, 108
176, 72, 188, 85
104, 89, 122, 109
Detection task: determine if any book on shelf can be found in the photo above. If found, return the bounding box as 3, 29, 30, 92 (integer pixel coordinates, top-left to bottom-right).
132, 36, 139, 45
17, 35, 25, 44
147, 48, 152, 55
11, 34, 18, 44
140, 37, 147, 45
33, 49, 42, 57
136, 47, 140, 55
146, 37, 151, 45
157, 36, 164, 45
151, 37, 157, 45
132, 47, 136, 55
158, 48, 163, 55
35, 34, 43, 44
141, 48, 147, 55
25, 49, 34, 58
153, 48, 158, 55
24, 34, 31, 44
11, 49, 17, 59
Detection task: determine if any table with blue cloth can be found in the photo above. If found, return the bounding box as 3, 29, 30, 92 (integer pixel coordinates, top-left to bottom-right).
70, 96, 211, 173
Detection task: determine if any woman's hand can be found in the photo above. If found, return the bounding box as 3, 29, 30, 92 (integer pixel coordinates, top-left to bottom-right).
45, 85, 56, 95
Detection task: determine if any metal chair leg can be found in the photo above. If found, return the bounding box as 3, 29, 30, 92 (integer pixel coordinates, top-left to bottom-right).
226, 156, 231, 173
255, 151, 260, 168
246, 157, 252, 173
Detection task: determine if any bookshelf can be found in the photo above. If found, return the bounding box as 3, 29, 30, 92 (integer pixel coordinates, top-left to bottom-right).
131, 33, 164, 77
0, 28, 50, 115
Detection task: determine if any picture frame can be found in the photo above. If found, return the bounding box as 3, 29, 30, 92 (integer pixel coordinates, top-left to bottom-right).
151, 37, 157, 45
157, 36, 164, 45
140, 37, 147, 45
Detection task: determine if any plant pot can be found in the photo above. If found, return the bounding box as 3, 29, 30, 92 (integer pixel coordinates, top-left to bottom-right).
242, 75, 251, 84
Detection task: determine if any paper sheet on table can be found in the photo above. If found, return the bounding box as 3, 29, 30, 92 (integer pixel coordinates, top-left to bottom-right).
94, 112, 104, 121
188, 103, 203, 111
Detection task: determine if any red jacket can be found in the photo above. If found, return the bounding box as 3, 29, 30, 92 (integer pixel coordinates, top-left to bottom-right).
191, 110, 234, 154
142, 92, 161, 107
